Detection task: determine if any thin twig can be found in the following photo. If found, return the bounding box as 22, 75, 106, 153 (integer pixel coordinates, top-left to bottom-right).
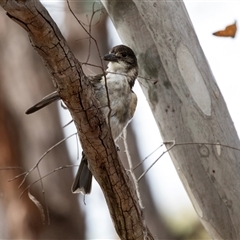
62, 120, 74, 128
9, 133, 77, 188
137, 141, 240, 182
36, 164, 50, 225
0, 166, 23, 170
133, 143, 164, 171
123, 129, 148, 238
66, 0, 104, 71
85, 2, 104, 63
19, 165, 75, 200
137, 141, 175, 182
66, 0, 113, 138
76, 133, 80, 161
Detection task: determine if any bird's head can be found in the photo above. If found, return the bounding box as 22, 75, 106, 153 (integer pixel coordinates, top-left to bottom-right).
103, 45, 138, 88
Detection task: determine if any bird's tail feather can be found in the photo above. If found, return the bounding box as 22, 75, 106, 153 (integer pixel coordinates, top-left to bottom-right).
72, 152, 92, 195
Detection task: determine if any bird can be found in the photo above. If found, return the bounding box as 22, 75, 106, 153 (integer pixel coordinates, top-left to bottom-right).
26, 45, 138, 194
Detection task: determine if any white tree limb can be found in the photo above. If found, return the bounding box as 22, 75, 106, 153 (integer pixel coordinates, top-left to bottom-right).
101, 0, 240, 238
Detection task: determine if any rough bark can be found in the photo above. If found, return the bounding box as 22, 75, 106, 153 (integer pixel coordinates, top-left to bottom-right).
0, 0, 153, 239
101, 0, 240, 239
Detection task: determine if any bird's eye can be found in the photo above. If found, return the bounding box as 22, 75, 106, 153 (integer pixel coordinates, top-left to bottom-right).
121, 52, 127, 57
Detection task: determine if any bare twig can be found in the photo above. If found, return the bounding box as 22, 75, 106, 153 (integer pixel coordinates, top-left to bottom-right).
19, 165, 75, 199
137, 141, 240, 182
66, 0, 104, 71
9, 133, 77, 187
0, 166, 23, 170
123, 129, 146, 230
66, 0, 113, 137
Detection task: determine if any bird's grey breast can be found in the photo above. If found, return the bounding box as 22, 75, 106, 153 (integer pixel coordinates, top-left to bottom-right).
92, 73, 137, 140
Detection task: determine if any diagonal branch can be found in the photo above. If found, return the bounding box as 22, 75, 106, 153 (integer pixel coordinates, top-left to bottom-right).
0, 0, 154, 239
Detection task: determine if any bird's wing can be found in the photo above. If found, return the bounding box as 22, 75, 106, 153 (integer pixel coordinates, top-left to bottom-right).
25, 91, 60, 114
25, 74, 104, 115
88, 73, 104, 84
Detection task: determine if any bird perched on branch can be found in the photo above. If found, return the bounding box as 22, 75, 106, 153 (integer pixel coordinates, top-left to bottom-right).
26, 45, 138, 194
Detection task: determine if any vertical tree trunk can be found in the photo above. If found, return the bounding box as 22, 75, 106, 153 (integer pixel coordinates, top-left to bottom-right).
101, 0, 240, 238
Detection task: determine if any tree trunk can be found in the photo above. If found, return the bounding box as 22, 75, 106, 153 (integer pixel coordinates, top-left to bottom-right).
101, 0, 240, 239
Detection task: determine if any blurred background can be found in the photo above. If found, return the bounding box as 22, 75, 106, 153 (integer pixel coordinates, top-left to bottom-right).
0, 0, 239, 239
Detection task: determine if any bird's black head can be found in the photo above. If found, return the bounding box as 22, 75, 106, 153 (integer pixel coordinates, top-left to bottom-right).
103, 45, 138, 88
103, 45, 137, 67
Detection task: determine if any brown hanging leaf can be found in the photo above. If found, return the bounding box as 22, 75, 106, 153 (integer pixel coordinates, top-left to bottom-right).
28, 190, 46, 224
213, 21, 237, 38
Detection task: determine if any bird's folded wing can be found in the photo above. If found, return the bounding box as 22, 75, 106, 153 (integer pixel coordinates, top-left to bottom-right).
88, 73, 104, 84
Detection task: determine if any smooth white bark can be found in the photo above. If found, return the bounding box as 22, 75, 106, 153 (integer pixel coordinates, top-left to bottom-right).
101, 0, 240, 238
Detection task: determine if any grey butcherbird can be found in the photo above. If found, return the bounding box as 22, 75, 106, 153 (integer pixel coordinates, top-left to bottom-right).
26, 45, 138, 194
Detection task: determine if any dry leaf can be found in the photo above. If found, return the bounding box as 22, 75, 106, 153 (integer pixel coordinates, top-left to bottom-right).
28, 190, 46, 224
213, 21, 237, 38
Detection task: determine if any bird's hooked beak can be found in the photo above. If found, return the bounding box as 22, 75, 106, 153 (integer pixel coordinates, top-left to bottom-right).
103, 53, 118, 62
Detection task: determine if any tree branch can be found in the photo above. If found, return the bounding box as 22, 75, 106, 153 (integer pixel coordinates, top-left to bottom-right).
0, 0, 153, 239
